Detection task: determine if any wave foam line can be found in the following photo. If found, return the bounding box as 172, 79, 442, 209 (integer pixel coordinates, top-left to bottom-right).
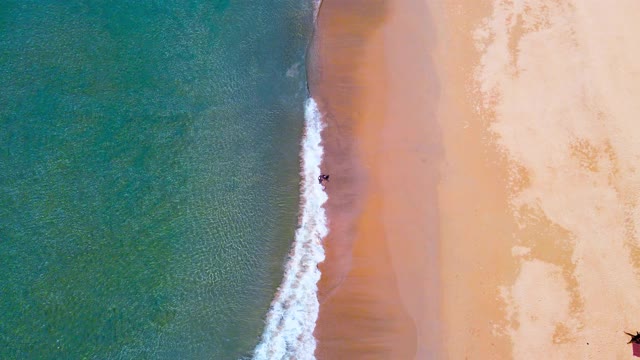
253, 98, 328, 360
313, 0, 322, 22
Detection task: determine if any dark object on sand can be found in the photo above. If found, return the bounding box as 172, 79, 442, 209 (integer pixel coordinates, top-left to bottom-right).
626, 331, 640, 344
626, 331, 640, 357
318, 174, 330, 185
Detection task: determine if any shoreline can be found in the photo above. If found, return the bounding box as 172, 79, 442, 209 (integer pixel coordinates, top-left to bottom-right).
309, 0, 441, 358
306, 0, 640, 358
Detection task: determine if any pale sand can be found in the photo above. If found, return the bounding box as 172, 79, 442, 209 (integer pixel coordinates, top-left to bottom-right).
378, 0, 442, 358
436, 0, 640, 358
309, 0, 441, 358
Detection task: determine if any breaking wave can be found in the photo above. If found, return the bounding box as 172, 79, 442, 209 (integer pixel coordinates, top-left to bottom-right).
252, 98, 328, 360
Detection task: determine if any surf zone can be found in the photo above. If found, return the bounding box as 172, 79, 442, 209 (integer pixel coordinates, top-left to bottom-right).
253, 98, 328, 360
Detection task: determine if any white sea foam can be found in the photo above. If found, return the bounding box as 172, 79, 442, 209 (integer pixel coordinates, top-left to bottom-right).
252, 98, 328, 360
313, 0, 322, 22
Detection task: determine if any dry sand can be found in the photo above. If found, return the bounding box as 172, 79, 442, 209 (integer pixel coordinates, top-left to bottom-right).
312, 0, 640, 358
436, 0, 640, 358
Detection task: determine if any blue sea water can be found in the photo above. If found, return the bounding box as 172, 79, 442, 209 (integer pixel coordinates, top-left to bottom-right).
0, 1, 314, 358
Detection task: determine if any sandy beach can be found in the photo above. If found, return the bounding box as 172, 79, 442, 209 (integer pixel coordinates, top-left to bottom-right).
309, 0, 440, 358
436, 1, 640, 358
311, 0, 640, 358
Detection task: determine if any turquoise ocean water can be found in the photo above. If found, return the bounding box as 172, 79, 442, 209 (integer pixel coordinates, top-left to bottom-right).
0, 1, 314, 358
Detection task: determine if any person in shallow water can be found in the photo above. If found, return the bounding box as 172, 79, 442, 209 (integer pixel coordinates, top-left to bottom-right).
318, 174, 330, 185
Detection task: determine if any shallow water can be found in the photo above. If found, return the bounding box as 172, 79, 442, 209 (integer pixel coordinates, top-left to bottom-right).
253, 98, 328, 360
0, 1, 313, 358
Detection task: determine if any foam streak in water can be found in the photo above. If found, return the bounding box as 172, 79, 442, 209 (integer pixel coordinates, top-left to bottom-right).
253, 98, 328, 360
313, 0, 322, 21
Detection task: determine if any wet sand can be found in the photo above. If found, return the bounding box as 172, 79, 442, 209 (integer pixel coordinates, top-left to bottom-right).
311, 0, 640, 358
309, 0, 440, 358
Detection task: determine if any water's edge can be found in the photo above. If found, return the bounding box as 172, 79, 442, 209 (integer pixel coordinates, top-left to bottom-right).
252, 2, 326, 358
252, 99, 327, 359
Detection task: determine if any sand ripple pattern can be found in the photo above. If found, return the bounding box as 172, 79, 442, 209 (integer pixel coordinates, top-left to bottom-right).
253, 98, 328, 360
475, 0, 640, 358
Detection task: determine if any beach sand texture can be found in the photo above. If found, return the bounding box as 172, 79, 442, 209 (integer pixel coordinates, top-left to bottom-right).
309, 0, 440, 358
312, 0, 640, 358
438, 0, 640, 358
